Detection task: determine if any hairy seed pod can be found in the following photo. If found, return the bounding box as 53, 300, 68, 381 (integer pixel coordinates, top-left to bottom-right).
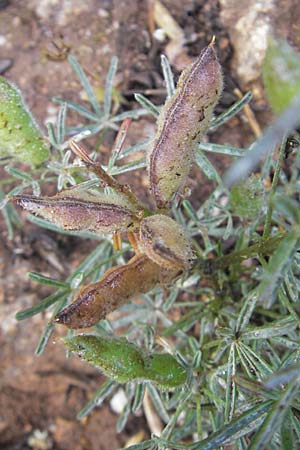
0, 76, 49, 167
64, 335, 146, 383
148, 43, 223, 209
55, 254, 178, 329
144, 353, 187, 389
14, 189, 140, 233
139, 214, 194, 270
64, 334, 187, 389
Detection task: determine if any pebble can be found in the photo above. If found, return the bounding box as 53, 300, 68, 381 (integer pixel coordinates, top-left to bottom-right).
110, 388, 128, 414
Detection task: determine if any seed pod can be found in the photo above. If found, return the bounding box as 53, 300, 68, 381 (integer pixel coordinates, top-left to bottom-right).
14, 189, 140, 233
148, 43, 223, 209
63, 335, 146, 383
0, 76, 49, 166
55, 254, 178, 329
144, 353, 187, 389
64, 334, 187, 389
139, 214, 194, 270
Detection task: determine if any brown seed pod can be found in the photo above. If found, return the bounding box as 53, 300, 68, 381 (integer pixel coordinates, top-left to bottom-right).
148, 42, 223, 209
55, 254, 178, 329
14, 189, 140, 233
139, 214, 194, 270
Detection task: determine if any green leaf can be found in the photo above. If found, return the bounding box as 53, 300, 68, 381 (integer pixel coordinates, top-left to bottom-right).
77, 380, 116, 419
195, 149, 222, 184
273, 194, 300, 224
116, 402, 131, 433
241, 317, 297, 340
68, 55, 102, 116
119, 440, 156, 450
132, 383, 145, 413
263, 38, 300, 114
258, 232, 299, 307
52, 97, 99, 121
161, 54, 175, 98
134, 93, 159, 118
224, 103, 300, 187
146, 383, 170, 423
35, 297, 68, 355
15, 289, 68, 320
209, 91, 253, 131
235, 290, 258, 333
190, 401, 273, 450
224, 344, 236, 423
104, 56, 118, 116
199, 142, 246, 157
28, 272, 69, 289
264, 364, 300, 389
249, 380, 300, 450
0, 76, 50, 166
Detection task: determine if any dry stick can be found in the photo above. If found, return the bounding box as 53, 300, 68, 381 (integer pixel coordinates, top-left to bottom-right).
109, 117, 132, 165
113, 232, 122, 251
143, 388, 163, 437
69, 140, 145, 214
127, 231, 139, 254
234, 88, 261, 138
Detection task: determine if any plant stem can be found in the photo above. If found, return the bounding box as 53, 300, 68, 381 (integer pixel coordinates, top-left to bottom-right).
69, 140, 146, 214
263, 136, 287, 239
197, 233, 285, 271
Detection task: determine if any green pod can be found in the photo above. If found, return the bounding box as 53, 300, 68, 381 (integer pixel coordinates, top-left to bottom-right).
55, 254, 178, 329
14, 189, 140, 233
144, 353, 188, 389
263, 38, 300, 114
139, 214, 194, 270
0, 76, 49, 166
63, 335, 145, 383
148, 43, 223, 209
64, 334, 188, 389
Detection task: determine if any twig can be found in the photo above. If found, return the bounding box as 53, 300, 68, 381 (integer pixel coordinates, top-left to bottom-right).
69, 140, 145, 213
234, 88, 261, 138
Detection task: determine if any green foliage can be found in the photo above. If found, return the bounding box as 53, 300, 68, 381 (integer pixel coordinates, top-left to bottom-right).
64, 334, 187, 389
2, 44, 300, 450
0, 76, 50, 166
263, 38, 300, 113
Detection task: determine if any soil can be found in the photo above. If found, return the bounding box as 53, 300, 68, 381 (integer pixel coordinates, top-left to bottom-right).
0, 1, 298, 449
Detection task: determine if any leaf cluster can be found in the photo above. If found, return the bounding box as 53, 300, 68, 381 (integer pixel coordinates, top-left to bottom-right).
2, 39, 300, 449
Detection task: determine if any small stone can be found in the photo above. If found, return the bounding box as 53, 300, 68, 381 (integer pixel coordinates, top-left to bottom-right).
153, 28, 167, 42
98, 8, 109, 18
0, 58, 13, 74
0, 35, 7, 46
110, 388, 128, 414
220, 0, 274, 85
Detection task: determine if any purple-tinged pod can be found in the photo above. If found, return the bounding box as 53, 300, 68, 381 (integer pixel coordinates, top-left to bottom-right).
139, 214, 194, 270
55, 254, 178, 329
148, 43, 223, 209
14, 189, 140, 233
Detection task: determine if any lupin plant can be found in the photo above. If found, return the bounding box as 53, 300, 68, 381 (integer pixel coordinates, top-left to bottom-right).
2, 37, 300, 449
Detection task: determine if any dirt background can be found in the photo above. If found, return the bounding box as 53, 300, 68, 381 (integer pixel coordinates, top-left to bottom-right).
0, 1, 299, 449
